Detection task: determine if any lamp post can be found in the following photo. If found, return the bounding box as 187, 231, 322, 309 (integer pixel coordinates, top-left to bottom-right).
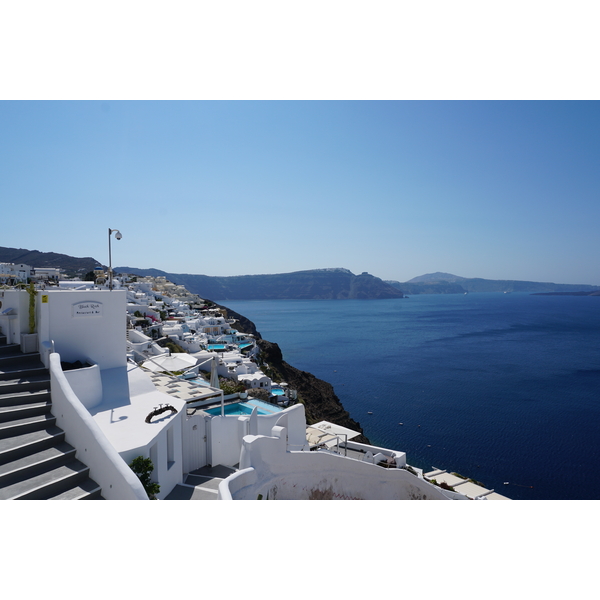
108, 228, 122, 291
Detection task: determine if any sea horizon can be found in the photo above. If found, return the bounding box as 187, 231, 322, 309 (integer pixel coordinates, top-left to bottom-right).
222, 293, 600, 500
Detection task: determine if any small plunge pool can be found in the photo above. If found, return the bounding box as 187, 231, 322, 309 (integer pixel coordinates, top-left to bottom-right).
207, 344, 227, 350
204, 399, 283, 416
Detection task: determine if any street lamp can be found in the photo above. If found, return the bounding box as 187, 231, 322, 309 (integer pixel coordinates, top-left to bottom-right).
108, 228, 122, 291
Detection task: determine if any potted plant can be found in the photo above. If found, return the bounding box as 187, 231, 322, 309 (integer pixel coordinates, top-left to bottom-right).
20, 281, 38, 353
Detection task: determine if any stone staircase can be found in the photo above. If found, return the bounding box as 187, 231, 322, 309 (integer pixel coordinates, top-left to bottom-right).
0, 332, 103, 499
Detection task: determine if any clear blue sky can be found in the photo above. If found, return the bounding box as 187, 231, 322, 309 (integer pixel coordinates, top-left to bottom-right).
2, 100, 599, 285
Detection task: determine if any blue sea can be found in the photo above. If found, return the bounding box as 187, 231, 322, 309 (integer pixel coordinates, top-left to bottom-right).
223, 294, 600, 500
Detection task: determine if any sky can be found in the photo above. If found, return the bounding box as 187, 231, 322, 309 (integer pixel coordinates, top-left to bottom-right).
1, 4, 599, 286
2, 100, 599, 285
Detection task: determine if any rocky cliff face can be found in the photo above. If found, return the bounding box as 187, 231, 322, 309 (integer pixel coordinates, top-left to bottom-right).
217, 303, 370, 443
215, 303, 262, 339
257, 339, 370, 444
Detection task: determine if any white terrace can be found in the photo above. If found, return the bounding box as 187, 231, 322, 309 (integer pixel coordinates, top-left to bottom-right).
0, 285, 509, 501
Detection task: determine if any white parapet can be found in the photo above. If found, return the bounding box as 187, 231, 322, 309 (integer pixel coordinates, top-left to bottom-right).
219, 419, 468, 500
49, 353, 149, 500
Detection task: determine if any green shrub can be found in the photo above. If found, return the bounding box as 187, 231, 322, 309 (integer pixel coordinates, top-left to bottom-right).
27, 282, 36, 333
129, 456, 160, 500
165, 340, 185, 354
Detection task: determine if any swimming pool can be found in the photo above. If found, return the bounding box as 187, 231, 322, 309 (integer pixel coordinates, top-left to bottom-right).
207, 344, 227, 350
245, 398, 283, 413
204, 399, 283, 416
181, 376, 210, 387
271, 387, 285, 396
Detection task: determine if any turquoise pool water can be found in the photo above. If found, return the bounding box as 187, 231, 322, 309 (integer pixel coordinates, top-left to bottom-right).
205, 403, 258, 416
245, 398, 283, 413
207, 344, 226, 350
204, 399, 283, 416
182, 377, 210, 387
271, 387, 285, 396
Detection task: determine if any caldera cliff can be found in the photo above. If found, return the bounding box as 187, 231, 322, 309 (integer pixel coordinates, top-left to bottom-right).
219, 303, 370, 445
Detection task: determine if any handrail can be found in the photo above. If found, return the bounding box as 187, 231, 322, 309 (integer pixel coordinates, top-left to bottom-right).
313, 431, 348, 456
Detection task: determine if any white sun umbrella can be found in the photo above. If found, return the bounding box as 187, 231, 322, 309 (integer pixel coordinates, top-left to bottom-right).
142, 353, 198, 373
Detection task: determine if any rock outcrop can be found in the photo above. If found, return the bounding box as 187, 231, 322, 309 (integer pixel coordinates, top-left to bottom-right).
217, 303, 370, 443
257, 339, 370, 444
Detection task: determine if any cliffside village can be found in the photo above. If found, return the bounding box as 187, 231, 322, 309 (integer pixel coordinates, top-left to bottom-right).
0, 260, 509, 500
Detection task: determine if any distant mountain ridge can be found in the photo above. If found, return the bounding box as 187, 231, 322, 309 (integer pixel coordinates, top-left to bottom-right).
1, 245, 403, 299
0, 246, 102, 277
405, 272, 466, 283
385, 272, 600, 295
4, 245, 596, 297
118, 267, 406, 300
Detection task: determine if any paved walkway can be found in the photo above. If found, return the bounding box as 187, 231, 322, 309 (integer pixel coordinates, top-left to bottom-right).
164, 465, 237, 500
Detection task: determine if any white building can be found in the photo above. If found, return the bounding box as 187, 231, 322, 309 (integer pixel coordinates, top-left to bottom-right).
0, 262, 32, 285
31, 267, 62, 284
0, 282, 508, 501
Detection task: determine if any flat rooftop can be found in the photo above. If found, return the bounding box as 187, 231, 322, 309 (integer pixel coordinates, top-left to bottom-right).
425, 467, 510, 500
145, 371, 223, 404
90, 363, 187, 453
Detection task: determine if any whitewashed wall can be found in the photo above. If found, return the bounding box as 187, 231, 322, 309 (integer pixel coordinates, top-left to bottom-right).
39, 289, 127, 370
118, 416, 184, 501
64, 363, 103, 410
208, 404, 307, 468
221, 427, 466, 500
49, 353, 148, 500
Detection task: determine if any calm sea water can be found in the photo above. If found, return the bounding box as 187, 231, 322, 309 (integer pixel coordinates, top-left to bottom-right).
223, 294, 600, 500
